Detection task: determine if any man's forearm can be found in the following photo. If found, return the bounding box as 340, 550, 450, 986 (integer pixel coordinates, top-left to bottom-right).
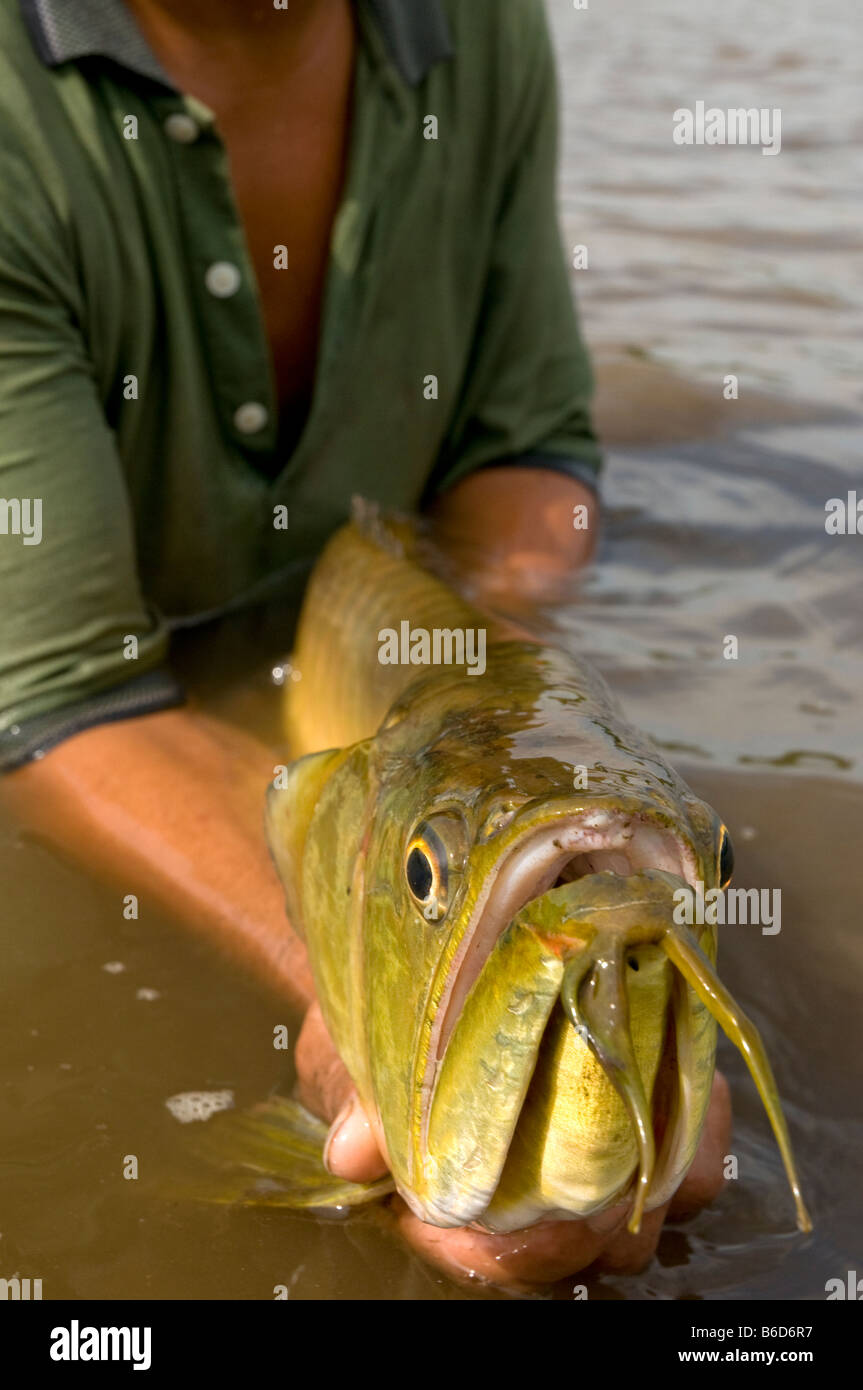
1, 706, 314, 1008
429, 467, 598, 615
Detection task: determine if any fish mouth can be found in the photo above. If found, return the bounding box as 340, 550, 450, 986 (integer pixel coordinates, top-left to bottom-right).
417, 811, 696, 1221
419, 812, 812, 1235
426, 810, 696, 1080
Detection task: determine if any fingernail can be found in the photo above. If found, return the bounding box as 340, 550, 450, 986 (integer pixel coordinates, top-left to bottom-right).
323, 1097, 356, 1175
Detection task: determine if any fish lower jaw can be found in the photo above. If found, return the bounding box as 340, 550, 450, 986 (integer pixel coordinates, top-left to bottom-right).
471, 1185, 637, 1237
413, 943, 709, 1235
398, 1189, 483, 1231
399, 1164, 653, 1236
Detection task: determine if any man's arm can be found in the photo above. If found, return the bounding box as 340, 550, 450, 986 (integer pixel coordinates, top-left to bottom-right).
0, 131, 313, 1008
430, 466, 598, 614
1, 706, 315, 1008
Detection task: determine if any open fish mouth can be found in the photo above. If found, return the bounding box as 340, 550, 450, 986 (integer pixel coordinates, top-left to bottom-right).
427, 811, 696, 1069
420, 814, 811, 1235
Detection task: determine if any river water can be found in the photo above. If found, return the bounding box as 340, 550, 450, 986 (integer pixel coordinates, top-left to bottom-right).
1, 0, 861, 1300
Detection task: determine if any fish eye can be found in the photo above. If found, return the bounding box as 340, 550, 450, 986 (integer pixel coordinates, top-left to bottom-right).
404, 814, 467, 923
406, 843, 437, 904
719, 827, 735, 888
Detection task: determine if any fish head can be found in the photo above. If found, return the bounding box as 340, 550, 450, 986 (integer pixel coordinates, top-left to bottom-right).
353, 646, 736, 1231
268, 643, 807, 1235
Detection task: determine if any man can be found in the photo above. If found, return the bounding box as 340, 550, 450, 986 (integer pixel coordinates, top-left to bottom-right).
0, 0, 728, 1288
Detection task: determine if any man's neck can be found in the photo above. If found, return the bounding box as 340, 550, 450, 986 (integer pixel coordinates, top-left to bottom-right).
125, 0, 331, 64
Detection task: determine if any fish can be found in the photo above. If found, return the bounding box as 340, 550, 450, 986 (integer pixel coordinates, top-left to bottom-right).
189, 502, 811, 1238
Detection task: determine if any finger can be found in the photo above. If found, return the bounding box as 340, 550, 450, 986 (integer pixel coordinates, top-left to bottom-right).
323, 1093, 389, 1183
393, 1197, 629, 1293
592, 1200, 670, 1274
294, 1001, 355, 1122
293, 1002, 390, 1182
668, 1069, 732, 1221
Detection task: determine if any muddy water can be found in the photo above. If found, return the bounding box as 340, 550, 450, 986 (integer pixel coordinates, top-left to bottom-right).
550, 0, 863, 419
2, 0, 862, 1300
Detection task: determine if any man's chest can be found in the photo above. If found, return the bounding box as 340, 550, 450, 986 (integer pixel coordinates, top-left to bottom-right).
221, 83, 353, 433
134, 4, 357, 445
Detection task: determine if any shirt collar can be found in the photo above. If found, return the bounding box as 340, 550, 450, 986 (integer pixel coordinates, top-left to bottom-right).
19, 0, 453, 89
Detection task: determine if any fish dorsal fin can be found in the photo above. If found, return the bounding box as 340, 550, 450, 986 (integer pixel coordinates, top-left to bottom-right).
266, 749, 346, 938
349, 495, 406, 557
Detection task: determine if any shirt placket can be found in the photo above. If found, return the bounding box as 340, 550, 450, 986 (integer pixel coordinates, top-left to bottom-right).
152, 90, 279, 462
145, 13, 416, 492
266, 17, 418, 493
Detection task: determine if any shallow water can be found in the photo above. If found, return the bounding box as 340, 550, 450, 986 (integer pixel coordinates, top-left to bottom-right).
2, 0, 861, 1301
3, 420, 860, 1301
551, 0, 863, 418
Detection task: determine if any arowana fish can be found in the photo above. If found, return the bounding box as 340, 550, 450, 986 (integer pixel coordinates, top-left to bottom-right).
186, 504, 811, 1239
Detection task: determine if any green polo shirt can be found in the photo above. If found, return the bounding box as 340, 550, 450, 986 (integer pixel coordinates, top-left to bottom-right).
0, 0, 601, 771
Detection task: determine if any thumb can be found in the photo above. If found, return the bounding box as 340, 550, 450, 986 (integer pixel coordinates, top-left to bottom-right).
324, 1093, 389, 1183
294, 1000, 388, 1183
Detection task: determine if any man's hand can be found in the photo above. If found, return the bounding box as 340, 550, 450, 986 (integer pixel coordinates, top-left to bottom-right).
295, 1001, 389, 1182
295, 1002, 732, 1292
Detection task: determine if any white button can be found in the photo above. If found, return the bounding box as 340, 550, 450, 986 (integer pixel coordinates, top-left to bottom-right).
164, 112, 200, 144
205, 261, 242, 298
233, 401, 269, 434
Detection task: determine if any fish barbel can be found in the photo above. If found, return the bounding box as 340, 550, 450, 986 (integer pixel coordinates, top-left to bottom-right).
199, 504, 811, 1236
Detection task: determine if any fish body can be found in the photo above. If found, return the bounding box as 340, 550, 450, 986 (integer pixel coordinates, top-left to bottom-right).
262, 506, 809, 1235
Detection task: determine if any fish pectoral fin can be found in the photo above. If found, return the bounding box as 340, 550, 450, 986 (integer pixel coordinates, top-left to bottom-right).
158, 1095, 393, 1212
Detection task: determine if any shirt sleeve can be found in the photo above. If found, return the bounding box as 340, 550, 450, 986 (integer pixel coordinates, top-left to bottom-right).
427, 0, 602, 499
0, 145, 183, 773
